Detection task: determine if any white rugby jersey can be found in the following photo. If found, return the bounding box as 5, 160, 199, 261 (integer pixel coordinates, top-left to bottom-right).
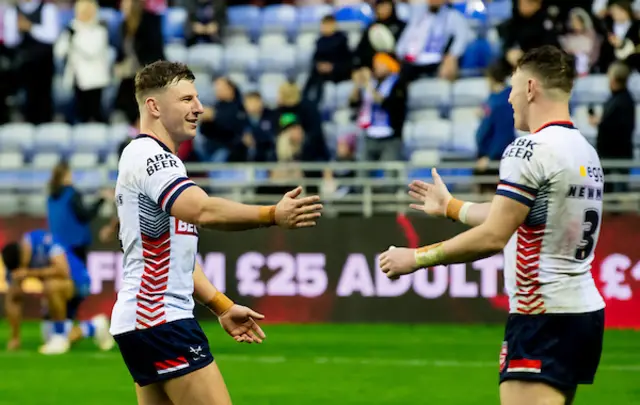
496, 121, 606, 315
110, 135, 199, 335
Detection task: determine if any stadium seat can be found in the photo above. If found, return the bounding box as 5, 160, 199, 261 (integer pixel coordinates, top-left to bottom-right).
227, 6, 262, 35
295, 36, 315, 72
0, 194, 20, 216
261, 5, 298, 34
408, 78, 452, 109
34, 123, 72, 153
409, 149, 441, 166
187, 44, 224, 73
224, 43, 260, 74
572, 75, 609, 104
162, 7, 187, 43
0, 123, 35, 152
486, 0, 512, 25
259, 44, 296, 73
74, 170, 104, 190
0, 152, 24, 169
332, 108, 352, 125
69, 153, 100, 169
109, 123, 131, 149
297, 5, 333, 30
451, 107, 481, 123
296, 73, 309, 89
395, 2, 411, 21
164, 43, 188, 64
259, 73, 288, 107
194, 72, 215, 106
296, 31, 318, 49
408, 108, 441, 121
408, 119, 452, 149
72, 123, 109, 153
24, 193, 47, 216
32, 153, 62, 169
258, 33, 289, 48
321, 82, 337, 111
208, 169, 248, 184
452, 78, 489, 107
451, 121, 480, 155
228, 72, 252, 93
335, 81, 355, 109
225, 33, 252, 46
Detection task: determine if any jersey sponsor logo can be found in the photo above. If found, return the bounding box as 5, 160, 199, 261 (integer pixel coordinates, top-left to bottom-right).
146, 153, 179, 176
502, 138, 537, 161
579, 165, 604, 183
175, 218, 198, 236
567, 185, 603, 201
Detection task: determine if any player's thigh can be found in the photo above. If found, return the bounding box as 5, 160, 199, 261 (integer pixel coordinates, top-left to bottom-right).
163, 361, 232, 405
135, 383, 173, 405
42, 278, 74, 300
500, 380, 566, 405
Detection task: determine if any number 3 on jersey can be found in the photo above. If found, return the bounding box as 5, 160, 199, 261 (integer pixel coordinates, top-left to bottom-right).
575, 209, 600, 260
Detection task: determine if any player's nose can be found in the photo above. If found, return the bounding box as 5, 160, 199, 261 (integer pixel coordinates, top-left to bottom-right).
193, 97, 204, 114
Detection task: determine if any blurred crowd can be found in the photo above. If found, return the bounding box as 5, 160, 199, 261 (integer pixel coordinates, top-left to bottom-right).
0, 0, 637, 189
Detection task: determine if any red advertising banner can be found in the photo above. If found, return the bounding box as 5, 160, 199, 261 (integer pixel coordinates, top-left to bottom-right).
0, 215, 639, 328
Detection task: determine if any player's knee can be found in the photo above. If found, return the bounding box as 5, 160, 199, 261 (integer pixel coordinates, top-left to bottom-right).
500, 380, 566, 405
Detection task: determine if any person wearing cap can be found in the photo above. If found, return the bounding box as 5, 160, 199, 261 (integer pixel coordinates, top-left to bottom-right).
351, 52, 408, 162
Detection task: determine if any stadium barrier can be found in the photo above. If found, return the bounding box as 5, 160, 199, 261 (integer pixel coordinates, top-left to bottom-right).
0, 215, 638, 329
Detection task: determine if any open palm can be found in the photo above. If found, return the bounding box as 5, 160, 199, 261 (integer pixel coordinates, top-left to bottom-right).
218, 305, 266, 344
408, 168, 452, 217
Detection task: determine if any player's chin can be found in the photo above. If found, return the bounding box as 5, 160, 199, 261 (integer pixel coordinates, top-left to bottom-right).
183, 122, 198, 137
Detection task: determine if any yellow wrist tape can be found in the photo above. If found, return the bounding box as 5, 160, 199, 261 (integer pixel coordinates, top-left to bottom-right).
445, 198, 474, 224
258, 205, 276, 226
206, 291, 234, 316
414, 243, 446, 268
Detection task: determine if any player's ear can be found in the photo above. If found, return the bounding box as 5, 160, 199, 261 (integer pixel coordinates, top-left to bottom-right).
145, 96, 161, 118
526, 79, 535, 103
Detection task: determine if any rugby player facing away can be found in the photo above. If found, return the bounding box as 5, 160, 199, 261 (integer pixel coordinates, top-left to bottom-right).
111, 60, 323, 405
380, 46, 605, 405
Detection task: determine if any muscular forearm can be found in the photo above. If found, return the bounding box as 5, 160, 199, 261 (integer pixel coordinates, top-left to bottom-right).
193, 263, 234, 316
197, 197, 275, 231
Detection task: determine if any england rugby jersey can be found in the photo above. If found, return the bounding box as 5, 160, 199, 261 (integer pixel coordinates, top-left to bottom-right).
110, 135, 199, 335
497, 122, 606, 315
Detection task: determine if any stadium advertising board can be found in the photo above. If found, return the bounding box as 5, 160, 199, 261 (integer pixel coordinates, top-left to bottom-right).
0, 216, 639, 328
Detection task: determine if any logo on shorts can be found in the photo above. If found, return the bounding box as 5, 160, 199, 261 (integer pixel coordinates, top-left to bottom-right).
189, 346, 206, 361
499, 341, 508, 372
154, 356, 190, 375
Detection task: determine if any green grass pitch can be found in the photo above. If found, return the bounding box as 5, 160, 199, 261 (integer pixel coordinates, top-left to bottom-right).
0, 322, 639, 404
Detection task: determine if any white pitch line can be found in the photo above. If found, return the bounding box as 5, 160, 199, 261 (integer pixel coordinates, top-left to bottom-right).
2, 352, 640, 372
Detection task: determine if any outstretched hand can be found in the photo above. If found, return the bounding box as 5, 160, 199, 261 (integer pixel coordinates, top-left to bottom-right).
408, 168, 452, 217
275, 187, 323, 229
218, 305, 266, 344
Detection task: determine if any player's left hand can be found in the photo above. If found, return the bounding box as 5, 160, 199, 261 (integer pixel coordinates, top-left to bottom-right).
275, 186, 323, 229
379, 246, 418, 279
218, 304, 266, 344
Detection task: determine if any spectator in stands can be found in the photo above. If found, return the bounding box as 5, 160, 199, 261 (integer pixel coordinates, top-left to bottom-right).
277, 81, 329, 162
3, 0, 60, 124
261, 113, 304, 196
47, 161, 112, 265
499, 0, 561, 69
184, 0, 226, 46
322, 133, 357, 198
599, 0, 640, 72
593, 0, 640, 20
559, 8, 601, 76
353, 0, 406, 71
54, 0, 110, 123
351, 52, 407, 162
395, 0, 471, 82
197, 77, 247, 162
242, 91, 277, 162
114, 0, 165, 125
475, 63, 516, 194
302, 15, 352, 105
591, 61, 635, 193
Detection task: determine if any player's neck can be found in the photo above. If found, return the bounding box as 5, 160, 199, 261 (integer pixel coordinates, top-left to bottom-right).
139, 122, 179, 154
527, 102, 572, 134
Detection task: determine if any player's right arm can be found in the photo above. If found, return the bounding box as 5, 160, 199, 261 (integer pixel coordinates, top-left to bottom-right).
408, 168, 491, 227
139, 151, 322, 230
5, 283, 23, 350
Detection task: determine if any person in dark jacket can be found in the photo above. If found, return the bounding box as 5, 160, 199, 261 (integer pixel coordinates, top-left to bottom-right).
197, 77, 246, 162
184, 0, 226, 46
242, 91, 277, 162
47, 161, 112, 264
302, 15, 352, 105
353, 0, 406, 71
591, 61, 635, 192
475, 63, 516, 193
